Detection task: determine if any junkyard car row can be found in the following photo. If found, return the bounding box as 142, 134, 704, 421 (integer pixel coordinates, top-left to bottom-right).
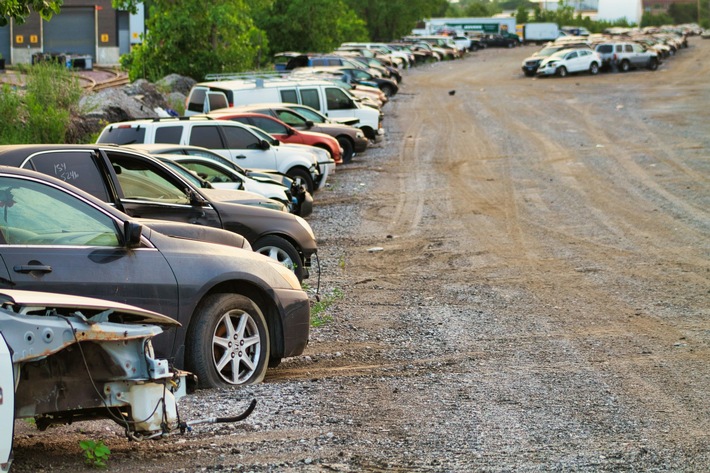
1, 24, 702, 472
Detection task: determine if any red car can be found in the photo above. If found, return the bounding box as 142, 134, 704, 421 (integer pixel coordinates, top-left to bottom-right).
209, 111, 343, 165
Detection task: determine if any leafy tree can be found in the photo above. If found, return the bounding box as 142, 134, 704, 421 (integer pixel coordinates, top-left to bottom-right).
119, 0, 266, 81
640, 12, 675, 28
516, 6, 529, 24
345, 0, 448, 41
667, 3, 698, 24
253, 0, 368, 54
0, 0, 61, 25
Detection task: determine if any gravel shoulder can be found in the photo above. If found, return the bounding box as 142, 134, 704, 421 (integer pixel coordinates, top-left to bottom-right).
10, 38, 710, 472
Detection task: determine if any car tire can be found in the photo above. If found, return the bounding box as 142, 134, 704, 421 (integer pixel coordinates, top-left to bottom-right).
619, 60, 630, 72
253, 234, 305, 281
186, 293, 270, 388
524, 71, 536, 77
337, 136, 354, 164
380, 84, 396, 97
589, 62, 599, 75
557, 66, 568, 78
507, 42, 514, 48
287, 167, 314, 194
648, 59, 659, 71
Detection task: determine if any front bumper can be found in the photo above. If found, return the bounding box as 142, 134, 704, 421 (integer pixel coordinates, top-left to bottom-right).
354, 135, 370, 153
273, 287, 310, 359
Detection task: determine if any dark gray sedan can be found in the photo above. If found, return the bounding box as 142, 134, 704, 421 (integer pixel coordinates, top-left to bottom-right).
0, 166, 309, 388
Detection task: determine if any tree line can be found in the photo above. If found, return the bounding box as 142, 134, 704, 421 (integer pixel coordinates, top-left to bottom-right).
1, 0, 706, 82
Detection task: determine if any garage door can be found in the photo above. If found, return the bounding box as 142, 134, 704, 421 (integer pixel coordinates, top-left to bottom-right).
0, 25, 10, 63
43, 7, 95, 58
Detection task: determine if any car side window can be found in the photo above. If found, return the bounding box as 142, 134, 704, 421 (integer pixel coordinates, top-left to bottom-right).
187, 88, 207, 113
615, 44, 623, 52
325, 87, 352, 110
222, 125, 261, 149
0, 176, 120, 246
566, 51, 578, 59
108, 154, 191, 204
300, 89, 320, 110
252, 116, 287, 135
189, 125, 225, 149
280, 89, 298, 103
624, 44, 633, 53
25, 151, 111, 202
155, 126, 182, 144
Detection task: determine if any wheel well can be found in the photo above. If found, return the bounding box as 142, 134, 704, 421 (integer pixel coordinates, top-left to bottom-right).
336, 134, 354, 145
360, 126, 376, 140
198, 281, 285, 362
314, 143, 333, 157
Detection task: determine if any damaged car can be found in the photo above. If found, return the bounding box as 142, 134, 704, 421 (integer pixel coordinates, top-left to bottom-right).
0, 290, 189, 472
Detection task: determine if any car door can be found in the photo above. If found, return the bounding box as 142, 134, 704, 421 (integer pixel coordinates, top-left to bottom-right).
105, 151, 224, 228
188, 123, 280, 171
0, 173, 178, 320
564, 50, 581, 72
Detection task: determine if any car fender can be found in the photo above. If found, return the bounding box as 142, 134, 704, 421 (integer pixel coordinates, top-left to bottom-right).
0, 333, 13, 473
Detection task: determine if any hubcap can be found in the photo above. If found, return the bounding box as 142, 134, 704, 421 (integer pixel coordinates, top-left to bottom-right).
256, 245, 295, 271
212, 309, 261, 384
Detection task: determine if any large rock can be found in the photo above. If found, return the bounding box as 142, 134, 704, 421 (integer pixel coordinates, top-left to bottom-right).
157, 74, 196, 95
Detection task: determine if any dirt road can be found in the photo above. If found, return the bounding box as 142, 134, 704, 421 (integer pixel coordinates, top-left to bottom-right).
11, 39, 710, 472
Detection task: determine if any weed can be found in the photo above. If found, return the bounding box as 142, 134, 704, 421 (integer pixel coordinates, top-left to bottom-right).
79, 439, 111, 469
310, 287, 344, 327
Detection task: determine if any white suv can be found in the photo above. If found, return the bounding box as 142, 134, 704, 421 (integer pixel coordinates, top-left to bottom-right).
536, 48, 601, 77
97, 117, 334, 193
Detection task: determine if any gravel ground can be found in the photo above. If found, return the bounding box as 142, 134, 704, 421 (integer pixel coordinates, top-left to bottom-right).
10, 37, 710, 472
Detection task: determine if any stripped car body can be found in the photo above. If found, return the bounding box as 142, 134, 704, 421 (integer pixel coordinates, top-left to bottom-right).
0, 290, 189, 472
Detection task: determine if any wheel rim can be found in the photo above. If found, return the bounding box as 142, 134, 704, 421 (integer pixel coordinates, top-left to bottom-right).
212, 309, 262, 385
256, 245, 295, 271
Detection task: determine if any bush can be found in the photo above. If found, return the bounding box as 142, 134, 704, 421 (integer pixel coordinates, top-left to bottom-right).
0, 63, 83, 144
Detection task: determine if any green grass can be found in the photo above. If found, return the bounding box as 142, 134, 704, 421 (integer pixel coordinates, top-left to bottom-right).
310, 287, 344, 327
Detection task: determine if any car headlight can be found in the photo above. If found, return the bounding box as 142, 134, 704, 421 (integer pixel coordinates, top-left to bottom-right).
295, 215, 315, 240
268, 259, 302, 290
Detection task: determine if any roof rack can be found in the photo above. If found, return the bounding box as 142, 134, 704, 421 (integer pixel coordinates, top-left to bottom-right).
204, 71, 289, 81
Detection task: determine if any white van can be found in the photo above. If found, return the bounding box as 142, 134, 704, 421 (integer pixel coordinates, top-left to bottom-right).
185, 78, 384, 141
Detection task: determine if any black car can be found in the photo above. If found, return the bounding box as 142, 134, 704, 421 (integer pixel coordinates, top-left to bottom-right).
0, 144, 317, 281
0, 166, 310, 387
480, 34, 518, 48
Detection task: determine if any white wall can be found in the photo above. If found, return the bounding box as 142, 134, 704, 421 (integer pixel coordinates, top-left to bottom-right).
597, 0, 642, 24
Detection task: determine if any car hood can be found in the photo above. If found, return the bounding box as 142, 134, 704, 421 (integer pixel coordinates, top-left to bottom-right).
138, 218, 251, 250
0, 289, 181, 327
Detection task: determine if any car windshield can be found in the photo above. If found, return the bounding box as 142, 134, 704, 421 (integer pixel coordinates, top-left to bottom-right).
159, 159, 210, 188
549, 50, 570, 59
246, 125, 280, 145
537, 47, 564, 57
289, 106, 327, 124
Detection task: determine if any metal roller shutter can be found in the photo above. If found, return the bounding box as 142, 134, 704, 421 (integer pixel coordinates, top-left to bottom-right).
43, 7, 95, 58
0, 25, 10, 63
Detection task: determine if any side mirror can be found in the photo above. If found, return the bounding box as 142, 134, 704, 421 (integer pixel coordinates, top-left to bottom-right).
305, 120, 314, 128
260, 139, 271, 150
123, 221, 143, 248
187, 188, 208, 206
